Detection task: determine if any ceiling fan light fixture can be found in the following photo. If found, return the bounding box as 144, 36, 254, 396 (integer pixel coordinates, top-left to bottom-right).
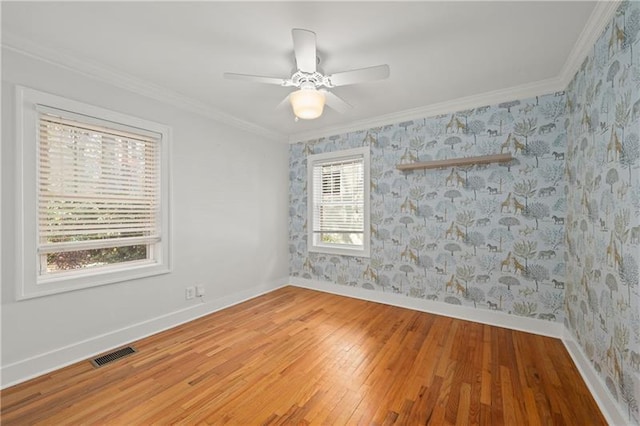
290, 88, 325, 119
224, 28, 389, 120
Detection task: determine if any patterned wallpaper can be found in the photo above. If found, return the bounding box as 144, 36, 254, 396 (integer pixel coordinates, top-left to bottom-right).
564, 1, 640, 423
290, 92, 568, 322
289, 2, 640, 422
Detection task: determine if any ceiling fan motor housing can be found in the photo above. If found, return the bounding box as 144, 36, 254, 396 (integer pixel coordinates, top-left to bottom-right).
224, 28, 389, 119
289, 71, 333, 89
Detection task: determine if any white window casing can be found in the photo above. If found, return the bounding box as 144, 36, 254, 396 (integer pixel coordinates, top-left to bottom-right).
16, 86, 171, 300
307, 147, 370, 257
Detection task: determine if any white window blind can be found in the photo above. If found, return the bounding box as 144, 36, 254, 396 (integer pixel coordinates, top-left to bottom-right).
38, 112, 161, 255
307, 147, 370, 257
312, 158, 364, 234
17, 86, 170, 299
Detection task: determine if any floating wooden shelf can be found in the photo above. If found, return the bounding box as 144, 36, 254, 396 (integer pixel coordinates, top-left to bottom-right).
396, 153, 513, 171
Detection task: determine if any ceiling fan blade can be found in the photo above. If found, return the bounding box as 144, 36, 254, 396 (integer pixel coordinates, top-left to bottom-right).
292, 28, 317, 73
224, 72, 288, 86
327, 64, 390, 87
323, 90, 352, 114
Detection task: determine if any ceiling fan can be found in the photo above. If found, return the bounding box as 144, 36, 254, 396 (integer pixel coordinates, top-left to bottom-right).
224, 28, 390, 120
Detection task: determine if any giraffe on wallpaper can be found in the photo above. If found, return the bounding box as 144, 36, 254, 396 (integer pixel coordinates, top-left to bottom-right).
564, 1, 640, 422
290, 90, 567, 319
289, 1, 640, 422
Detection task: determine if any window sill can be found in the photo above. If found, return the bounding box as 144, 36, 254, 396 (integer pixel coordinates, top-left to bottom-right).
18, 262, 171, 301
308, 245, 370, 258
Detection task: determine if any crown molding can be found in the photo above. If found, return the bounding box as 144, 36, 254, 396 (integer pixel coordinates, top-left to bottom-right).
3, 0, 619, 146
1, 33, 286, 143
288, 75, 564, 143
558, 0, 620, 87
289, 0, 620, 144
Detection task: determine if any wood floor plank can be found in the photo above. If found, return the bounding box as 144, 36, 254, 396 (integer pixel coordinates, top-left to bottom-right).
455, 382, 472, 426
1, 286, 606, 425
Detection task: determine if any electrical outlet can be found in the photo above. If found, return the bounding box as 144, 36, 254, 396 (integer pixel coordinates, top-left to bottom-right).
196, 285, 205, 298
185, 287, 195, 300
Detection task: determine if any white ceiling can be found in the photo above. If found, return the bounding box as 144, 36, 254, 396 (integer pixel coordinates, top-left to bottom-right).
2, 2, 603, 141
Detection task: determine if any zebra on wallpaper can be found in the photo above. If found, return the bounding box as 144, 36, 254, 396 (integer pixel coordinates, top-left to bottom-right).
289, 2, 640, 422
290, 91, 566, 320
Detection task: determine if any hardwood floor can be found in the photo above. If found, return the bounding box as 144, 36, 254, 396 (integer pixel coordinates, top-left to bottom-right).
1, 286, 606, 425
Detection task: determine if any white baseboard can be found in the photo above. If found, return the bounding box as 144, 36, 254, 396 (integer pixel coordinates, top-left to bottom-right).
3, 276, 629, 426
562, 332, 629, 426
0, 279, 288, 389
289, 277, 563, 338
290, 277, 631, 425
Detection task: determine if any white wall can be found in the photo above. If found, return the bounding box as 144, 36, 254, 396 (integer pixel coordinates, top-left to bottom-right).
1, 48, 290, 386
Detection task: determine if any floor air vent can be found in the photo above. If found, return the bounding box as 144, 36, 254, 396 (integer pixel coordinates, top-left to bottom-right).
91, 346, 137, 368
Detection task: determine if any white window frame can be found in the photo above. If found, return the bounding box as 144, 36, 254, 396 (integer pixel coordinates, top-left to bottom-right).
307, 147, 370, 257
16, 86, 171, 300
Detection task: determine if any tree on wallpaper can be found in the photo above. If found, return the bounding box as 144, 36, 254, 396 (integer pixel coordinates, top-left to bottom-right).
564, 1, 640, 423
289, 1, 640, 422
290, 90, 567, 320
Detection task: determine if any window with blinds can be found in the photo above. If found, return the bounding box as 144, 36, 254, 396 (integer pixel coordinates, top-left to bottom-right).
38, 111, 161, 275
307, 147, 370, 257
16, 86, 171, 299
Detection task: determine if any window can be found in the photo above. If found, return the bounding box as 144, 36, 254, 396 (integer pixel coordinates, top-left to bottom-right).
16, 87, 171, 299
307, 147, 370, 257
